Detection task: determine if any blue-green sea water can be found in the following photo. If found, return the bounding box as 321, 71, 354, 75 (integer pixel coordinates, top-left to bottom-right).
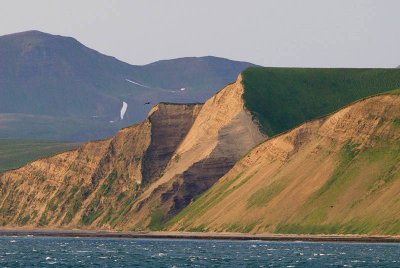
0, 236, 399, 267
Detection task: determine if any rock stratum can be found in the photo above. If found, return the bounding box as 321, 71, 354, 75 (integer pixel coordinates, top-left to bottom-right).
0, 76, 265, 230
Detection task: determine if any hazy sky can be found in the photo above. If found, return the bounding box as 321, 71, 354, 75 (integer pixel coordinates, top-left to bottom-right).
1, 0, 399, 67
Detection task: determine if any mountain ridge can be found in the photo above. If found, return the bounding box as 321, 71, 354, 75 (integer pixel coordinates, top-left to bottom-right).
0, 30, 254, 141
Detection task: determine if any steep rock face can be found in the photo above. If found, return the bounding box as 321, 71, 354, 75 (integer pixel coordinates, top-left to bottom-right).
0, 103, 201, 228
169, 94, 400, 235
124, 75, 266, 229
141, 104, 202, 185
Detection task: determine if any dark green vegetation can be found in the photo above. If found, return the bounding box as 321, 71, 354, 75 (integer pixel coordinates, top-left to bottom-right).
0, 30, 254, 141
149, 210, 165, 231
81, 170, 118, 226
0, 139, 78, 172
242, 67, 400, 136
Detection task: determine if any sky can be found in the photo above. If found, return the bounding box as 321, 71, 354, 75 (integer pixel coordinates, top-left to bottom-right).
1, 0, 399, 67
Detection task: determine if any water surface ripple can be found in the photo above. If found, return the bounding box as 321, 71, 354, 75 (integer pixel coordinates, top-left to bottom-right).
0, 236, 399, 267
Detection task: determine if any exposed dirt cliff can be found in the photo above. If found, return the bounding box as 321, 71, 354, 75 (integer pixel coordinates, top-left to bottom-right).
119, 75, 266, 230
169, 94, 400, 235
0, 103, 201, 229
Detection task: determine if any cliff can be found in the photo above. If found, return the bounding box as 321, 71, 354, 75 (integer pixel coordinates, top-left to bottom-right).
122, 75, 265, 230
169, 93, 400, 235
0, 75, 265, 230
0, 103, 201, 228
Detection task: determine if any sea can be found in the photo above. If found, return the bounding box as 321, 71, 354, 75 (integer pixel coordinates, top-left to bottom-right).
0, 236, 399, 267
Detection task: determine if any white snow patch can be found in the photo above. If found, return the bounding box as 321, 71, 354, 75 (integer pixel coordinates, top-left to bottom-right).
120, 101, 128, 120
109, 120, 115, 123
126, 78, 176, 93
180, 88, 186, 91
125, 79, 151, 89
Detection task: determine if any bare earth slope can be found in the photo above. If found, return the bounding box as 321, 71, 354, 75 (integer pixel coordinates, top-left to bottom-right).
0, 103, 201, 228
169, 93, 400, 235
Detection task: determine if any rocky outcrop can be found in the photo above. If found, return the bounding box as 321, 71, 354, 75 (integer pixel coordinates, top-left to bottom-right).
141, 103, 202, 185
124, 75, 266, 229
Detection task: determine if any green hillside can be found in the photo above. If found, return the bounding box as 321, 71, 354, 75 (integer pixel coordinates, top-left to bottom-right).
0, 139, 79, 172
242, 67, 400, 136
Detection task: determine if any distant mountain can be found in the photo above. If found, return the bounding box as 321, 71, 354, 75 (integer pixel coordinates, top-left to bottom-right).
0, 30, 254, 141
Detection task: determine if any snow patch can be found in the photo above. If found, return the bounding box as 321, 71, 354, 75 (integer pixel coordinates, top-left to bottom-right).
126, 78, 178, 93
125, 79, 151, 89
120, 101, 128, 120
180, 88, 186, 91
109, 120, 115, 123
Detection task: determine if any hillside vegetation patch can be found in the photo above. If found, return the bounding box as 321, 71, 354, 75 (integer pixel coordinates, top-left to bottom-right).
242, 68, 400, 136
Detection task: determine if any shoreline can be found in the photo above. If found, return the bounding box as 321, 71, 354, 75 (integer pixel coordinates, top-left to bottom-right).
0, 229, 400, 243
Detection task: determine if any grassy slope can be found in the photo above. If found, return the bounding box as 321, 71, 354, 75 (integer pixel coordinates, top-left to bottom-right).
0, 139, 79, 172
0, 114, 127, 141
275, 139, 400, 235
170, 140, 400, 235
242, 67, 400, 136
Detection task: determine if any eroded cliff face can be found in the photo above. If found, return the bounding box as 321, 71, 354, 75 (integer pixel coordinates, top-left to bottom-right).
168, 94, 400, 235
141, 104, 203, 186
0, 74, 266, 230
0, 103, 201, 229
123, 75, 266, 230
